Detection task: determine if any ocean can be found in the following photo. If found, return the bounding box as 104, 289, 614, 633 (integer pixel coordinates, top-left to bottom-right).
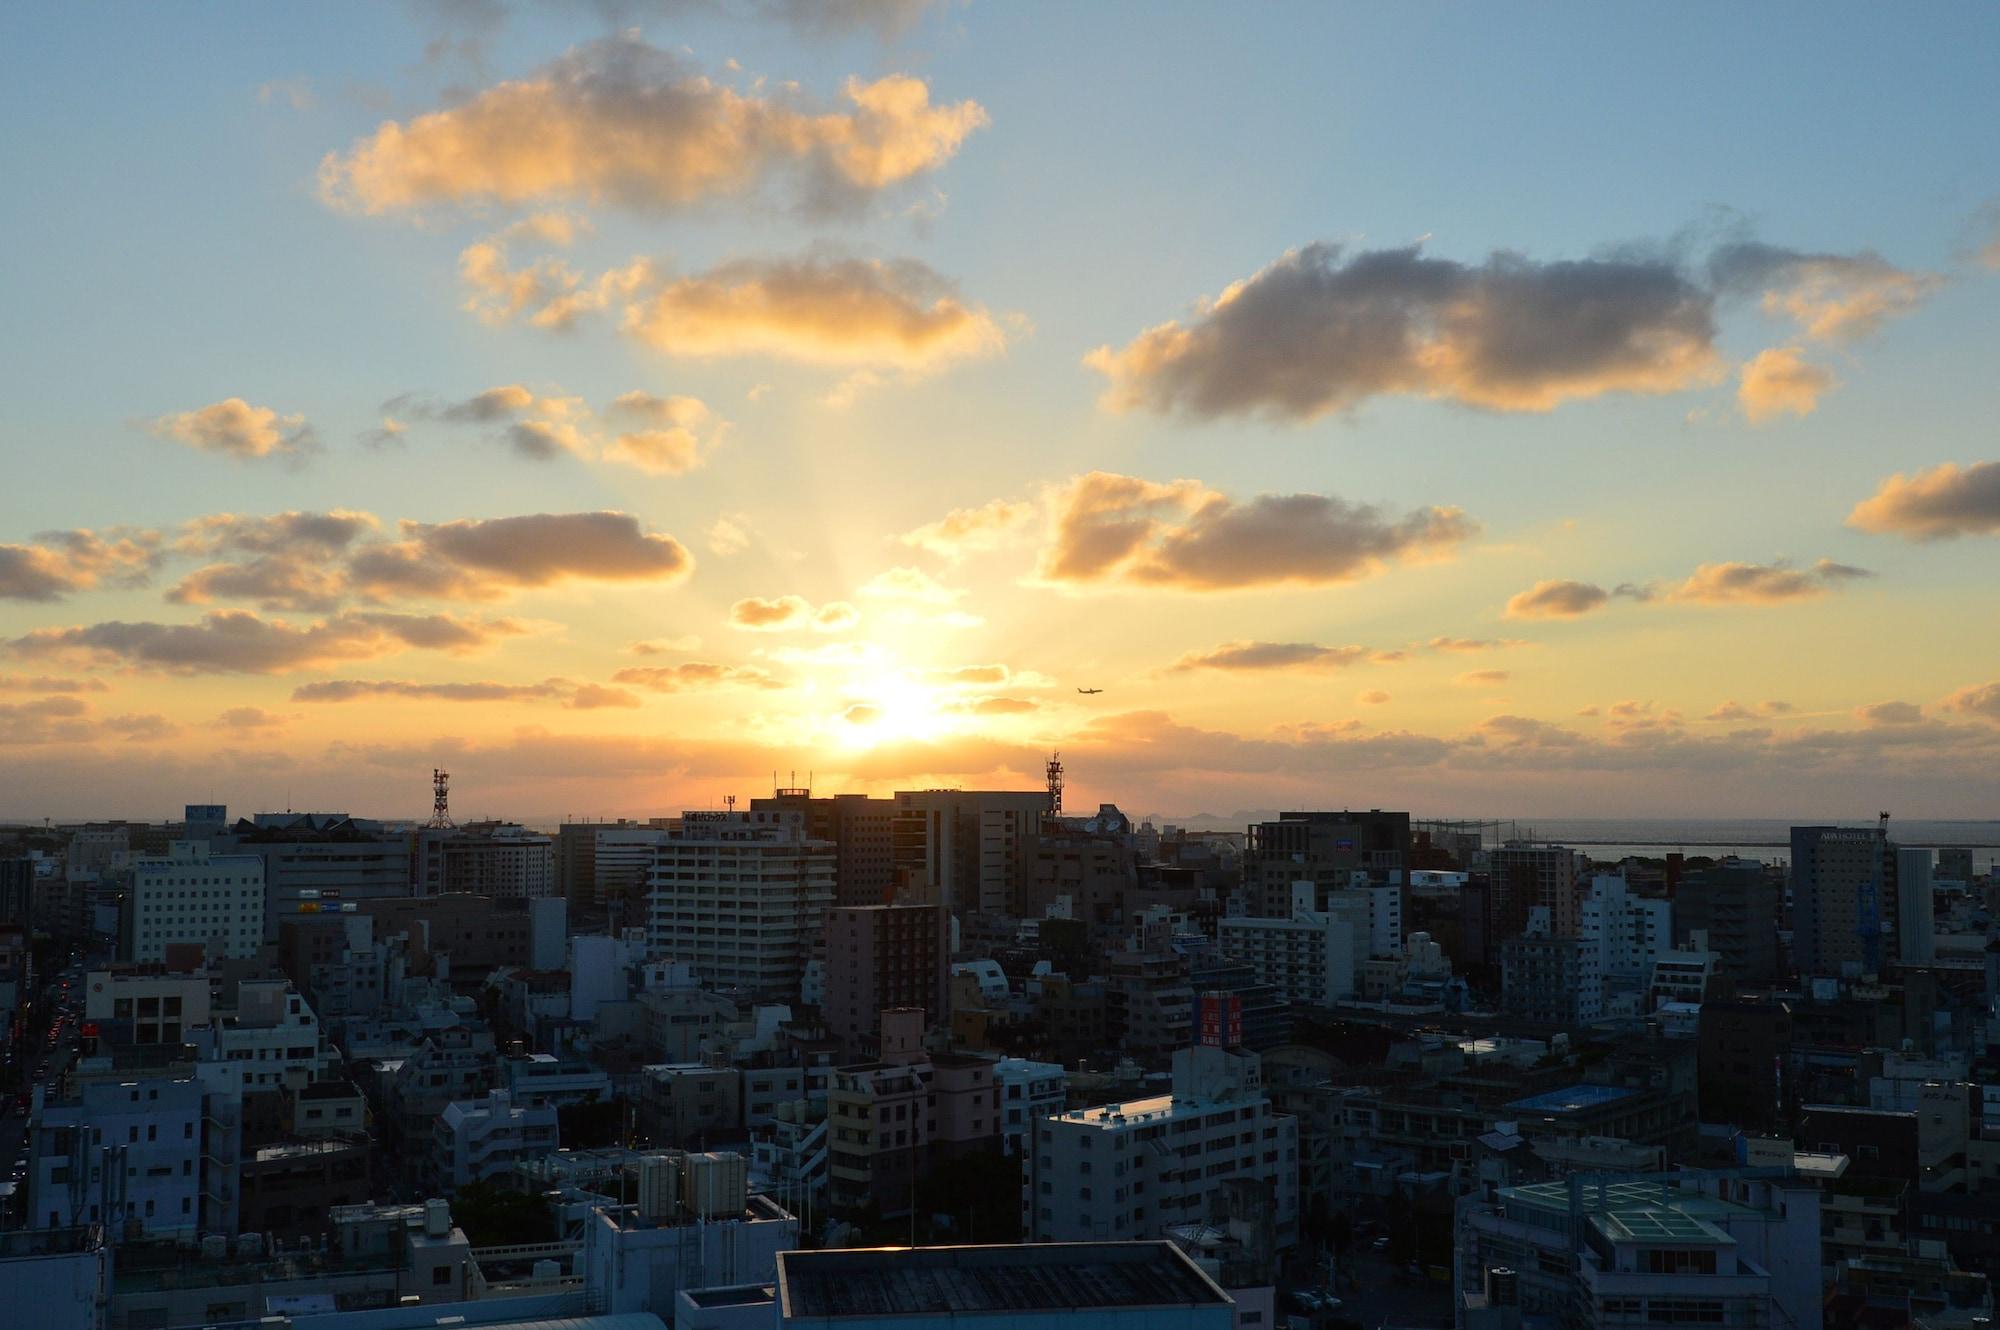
1447, 817, 2000, 873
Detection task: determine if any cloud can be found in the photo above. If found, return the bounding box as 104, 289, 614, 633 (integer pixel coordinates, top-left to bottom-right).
605, 391, 720, 474
1704, 699, 1793, 723
217, 706, 287, 730
1943, 681, 2000, 724
621, 253, 1006, 369
0, 697, 94, 746
1856, 700, 1923, 727
318, 35, 985, 216
148, 398, 314, 459
858, 565, 960, 603
0, 674, 108, 694
426, 385, 595, 460
12, 610, 523, 675
628, 636, 703, 656
177, 510, 378, 556
842, 703, 881, 724
1707, 242, 1942, 343
729, 595, 859, 632
1738, 346, 1836, 423
292, 678, 565, 703
350, 511, 693, 600
899, 497, 1037, 558
922, 663, 1013, 687
611, 662, 781, 691
1505, 579, 1610, 619
947, 696, 1037, 716
1669, 558, 1870, 604
708, 516, 751, 556
1039, 470, 1474, 591
256, 77, 315, 111
1169, 641, 1382, 672
1456, 669, 1511, 686
1358, 690, 1391, 705
1426, 636, 1524, 653
568, 683, 641, 710
1087, 242, 1722, 421
168, 558, 347, 613
0, 530, 159, 602
1847, 461, 2000, 540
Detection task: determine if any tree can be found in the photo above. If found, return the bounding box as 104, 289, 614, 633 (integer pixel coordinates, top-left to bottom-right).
448, 1182, 556, 1247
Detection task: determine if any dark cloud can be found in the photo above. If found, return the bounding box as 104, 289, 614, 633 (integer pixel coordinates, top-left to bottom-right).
1856, 700, 1923, 727
1944, 681, 2000, 724
292, 678, 566, 703
1040, 471, 1474, 591
0, 530, 159, 602
1088, 242, 1721, 421
352, 512, 693, 600
0, 674, 108, 694
11, 610, 521, 675
1670, 558, 1870, 604
1848, 461, 2000, 540
1706, 242, 1941, 342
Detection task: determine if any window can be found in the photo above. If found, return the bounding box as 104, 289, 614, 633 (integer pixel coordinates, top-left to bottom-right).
432, 1267, 453, 1286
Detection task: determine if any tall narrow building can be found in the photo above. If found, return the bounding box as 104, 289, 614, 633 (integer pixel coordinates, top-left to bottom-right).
891, 789, 1051, 918
751, 788, 897, 906
1243, 810, 1410, 918
1791, 825, 1896, 978
644, 810, 834, 999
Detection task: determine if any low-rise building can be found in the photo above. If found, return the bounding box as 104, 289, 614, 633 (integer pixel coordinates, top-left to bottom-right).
1026, 1040, 1299, 1249
434, 1089, 560, 1188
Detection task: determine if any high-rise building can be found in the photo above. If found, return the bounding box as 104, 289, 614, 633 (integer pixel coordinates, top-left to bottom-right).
1896, 846, 1935, 965
555, 818, 660, 911
1579, 874, 1672, 1013
421, 822, 555, 898
1243, 810, 1410, 918
891, 789, 1051, 918
822, 902, 948, 1057
119, 842, 266, 964
1218, 882, 1368, 1007
1487, 844, 1584, 938
645, 810, 834, 998
1675, 857, 1781, 984
753, 789, 897, 906
1792, 825, 1897, 977
215, 813, 418, 940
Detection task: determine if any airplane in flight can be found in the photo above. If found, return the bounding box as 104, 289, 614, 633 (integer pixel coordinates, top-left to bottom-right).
1076, 687, 1103, 695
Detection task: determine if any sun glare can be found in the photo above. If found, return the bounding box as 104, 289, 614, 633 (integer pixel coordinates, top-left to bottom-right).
840, 669, 953, 748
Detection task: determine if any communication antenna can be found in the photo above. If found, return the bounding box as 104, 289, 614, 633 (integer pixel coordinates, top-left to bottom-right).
724, 794, 737, 812
425, 769, 456, 830
1045, 751, 1064, 825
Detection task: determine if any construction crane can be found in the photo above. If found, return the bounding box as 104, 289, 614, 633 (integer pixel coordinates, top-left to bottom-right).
1856, 810, 1888, 975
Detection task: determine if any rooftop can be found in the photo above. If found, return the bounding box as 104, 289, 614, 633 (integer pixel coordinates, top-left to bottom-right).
1505, 1083, 1637, 1115
778, 1242, 1230, 1320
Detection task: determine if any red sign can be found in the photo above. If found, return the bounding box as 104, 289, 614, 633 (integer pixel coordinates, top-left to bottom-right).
1198, 993, 1243, 1048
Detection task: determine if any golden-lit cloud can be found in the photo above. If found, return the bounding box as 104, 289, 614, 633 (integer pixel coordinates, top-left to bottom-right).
318, 36, 985, 216
1358, 690, 1391, 705
0, 530, 159, 602
10, 609, 523, 675
621, 254, 1006, 368
1456, 669, 1511, 687
0, 674, 107, 694
1087, 242, 1722, 421
177, 510, 379, 556
1944, 681, 2000, 724
1708, 242, 1943, 343
1038, 470, 1475, 590
218, 706, 287, 730
1847, 461, 2000, 540
1505, 579, 1610, 619
147, 398, 314, 459
1169, 641, 1387, 672
1704, 699, 1794, 722
611, 661, 782, 691
1427, 636, 1524, 653
899, 497, 1037, 559
729, 595, 859, 632
605, 391, 721, 474
1738, 346, 1836, 423
858, 565, 960, 603
1669, 557, 1870, 604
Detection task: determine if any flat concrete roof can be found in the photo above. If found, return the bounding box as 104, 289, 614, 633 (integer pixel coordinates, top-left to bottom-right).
777, 1241, 1231, 1320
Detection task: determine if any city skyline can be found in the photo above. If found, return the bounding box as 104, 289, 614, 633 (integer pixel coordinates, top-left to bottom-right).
5, 3, 2000, 820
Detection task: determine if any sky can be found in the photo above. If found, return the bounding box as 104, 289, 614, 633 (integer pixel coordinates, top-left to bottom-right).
3, 1, 1999, 823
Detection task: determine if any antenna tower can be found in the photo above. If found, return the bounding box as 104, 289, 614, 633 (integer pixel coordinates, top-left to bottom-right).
1045, 751, 1064, 824
425, 768, 456, 830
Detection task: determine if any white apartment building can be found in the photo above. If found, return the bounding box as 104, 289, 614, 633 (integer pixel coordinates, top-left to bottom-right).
993, 1057, 1066, 1156
645, 811, 834, 999
1217, 883, 1367, 1006
189, 980, 327, 1096
123, 843, 265, 963
433, 1089, 559, 1188
1025, 1043, 1299, 1248
1329, 877, 1402, 956
84, 970, 210, 1046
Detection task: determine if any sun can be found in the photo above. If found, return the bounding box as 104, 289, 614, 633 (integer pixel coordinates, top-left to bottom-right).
839, 670, 953, 748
